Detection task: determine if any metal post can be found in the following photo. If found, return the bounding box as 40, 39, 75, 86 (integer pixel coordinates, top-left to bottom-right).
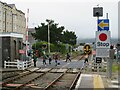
97, 63, 99, 74
108, 49, 114, 78
109, 58, 113, 78
97, 16, 99, 31
48, 23, 50, 54
106, 13, 108, 19
107, 57, 112, 78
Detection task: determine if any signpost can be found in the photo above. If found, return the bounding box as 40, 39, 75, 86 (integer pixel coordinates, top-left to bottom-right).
98, 19, 109, 31
83, 44, 91, 55
96, 57, 102, 63
96, 31, 110, 57
96, 31, 110, 49
93, 6, 112, 77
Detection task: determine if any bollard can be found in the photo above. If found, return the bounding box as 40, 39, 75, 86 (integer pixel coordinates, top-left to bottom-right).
4, 61, 6, 68
17, 60, 20, 69
22, 61, 25, 70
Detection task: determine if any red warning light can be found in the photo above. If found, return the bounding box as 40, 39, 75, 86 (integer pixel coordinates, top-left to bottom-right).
99, 33, 107, 41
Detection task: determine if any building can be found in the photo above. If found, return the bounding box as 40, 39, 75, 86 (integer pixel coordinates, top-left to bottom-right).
0, 1, 26, 41
0, 1, 26, 67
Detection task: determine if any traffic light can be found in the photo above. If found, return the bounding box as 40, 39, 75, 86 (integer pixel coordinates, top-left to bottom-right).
93, 7, 103, 17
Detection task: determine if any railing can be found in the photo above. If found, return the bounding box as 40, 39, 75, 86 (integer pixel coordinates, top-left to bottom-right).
4, 60, 33, 70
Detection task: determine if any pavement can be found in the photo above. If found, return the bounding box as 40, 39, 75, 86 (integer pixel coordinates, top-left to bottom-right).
75, 74, 104, 89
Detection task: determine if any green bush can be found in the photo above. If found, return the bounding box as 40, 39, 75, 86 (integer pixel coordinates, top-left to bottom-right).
32, 41, 68, 54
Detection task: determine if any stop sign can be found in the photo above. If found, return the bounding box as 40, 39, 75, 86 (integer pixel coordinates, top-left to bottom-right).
99, 33, 107, 41
96, 31, 110, 48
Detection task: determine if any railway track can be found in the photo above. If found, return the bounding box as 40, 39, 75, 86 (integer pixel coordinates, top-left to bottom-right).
2, 68, 40, 86
2, 68, 82, 90
1, 70, 27, 81
1, 54, 87, 90
44, 69, 81, 90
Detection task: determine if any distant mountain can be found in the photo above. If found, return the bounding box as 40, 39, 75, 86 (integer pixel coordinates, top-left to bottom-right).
77, 38, 118, 45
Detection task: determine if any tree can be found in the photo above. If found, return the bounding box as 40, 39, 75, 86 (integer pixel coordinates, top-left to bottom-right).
32, 19, 77, 46
32, 19, 64, 44
62, 30, 77, 45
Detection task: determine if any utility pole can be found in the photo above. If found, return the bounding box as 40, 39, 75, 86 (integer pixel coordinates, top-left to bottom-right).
46, 19, 52, 54
48, 22, 50, 54
26, 9, 29, 58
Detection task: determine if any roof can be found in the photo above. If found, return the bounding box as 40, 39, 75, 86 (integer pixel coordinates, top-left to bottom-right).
8, 4, 15, 8
0, 1, 25, 15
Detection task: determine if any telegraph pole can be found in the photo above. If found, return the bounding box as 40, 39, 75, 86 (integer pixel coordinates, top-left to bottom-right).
26, 9, 29, 58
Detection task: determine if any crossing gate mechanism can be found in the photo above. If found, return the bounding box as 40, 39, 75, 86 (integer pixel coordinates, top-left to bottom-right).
83, 44, 91, 55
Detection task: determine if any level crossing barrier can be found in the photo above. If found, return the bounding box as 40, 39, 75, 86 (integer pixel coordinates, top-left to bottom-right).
4, 59, 33, 70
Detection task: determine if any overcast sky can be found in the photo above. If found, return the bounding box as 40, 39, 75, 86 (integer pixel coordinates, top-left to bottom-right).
1, 0, 119, 39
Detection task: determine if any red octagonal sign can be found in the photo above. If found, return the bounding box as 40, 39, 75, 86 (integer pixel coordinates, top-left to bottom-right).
99, 33, 107, 41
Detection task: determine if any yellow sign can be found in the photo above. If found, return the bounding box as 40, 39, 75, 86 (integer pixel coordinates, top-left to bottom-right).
83, 44, 91, 54
98, 21, 108, 29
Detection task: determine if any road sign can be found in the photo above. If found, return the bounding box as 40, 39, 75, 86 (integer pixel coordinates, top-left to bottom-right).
96, 31, 110, 49
96, 48, 109, 57
83, 44, 91, 54
96, 57, 102, 63
98, 19, 109, 31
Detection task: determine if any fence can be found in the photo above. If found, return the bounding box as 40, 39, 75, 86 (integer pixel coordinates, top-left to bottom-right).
4, 60, 33, 70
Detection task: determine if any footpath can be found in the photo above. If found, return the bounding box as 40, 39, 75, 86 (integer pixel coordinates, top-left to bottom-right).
75, 60, 120, 90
